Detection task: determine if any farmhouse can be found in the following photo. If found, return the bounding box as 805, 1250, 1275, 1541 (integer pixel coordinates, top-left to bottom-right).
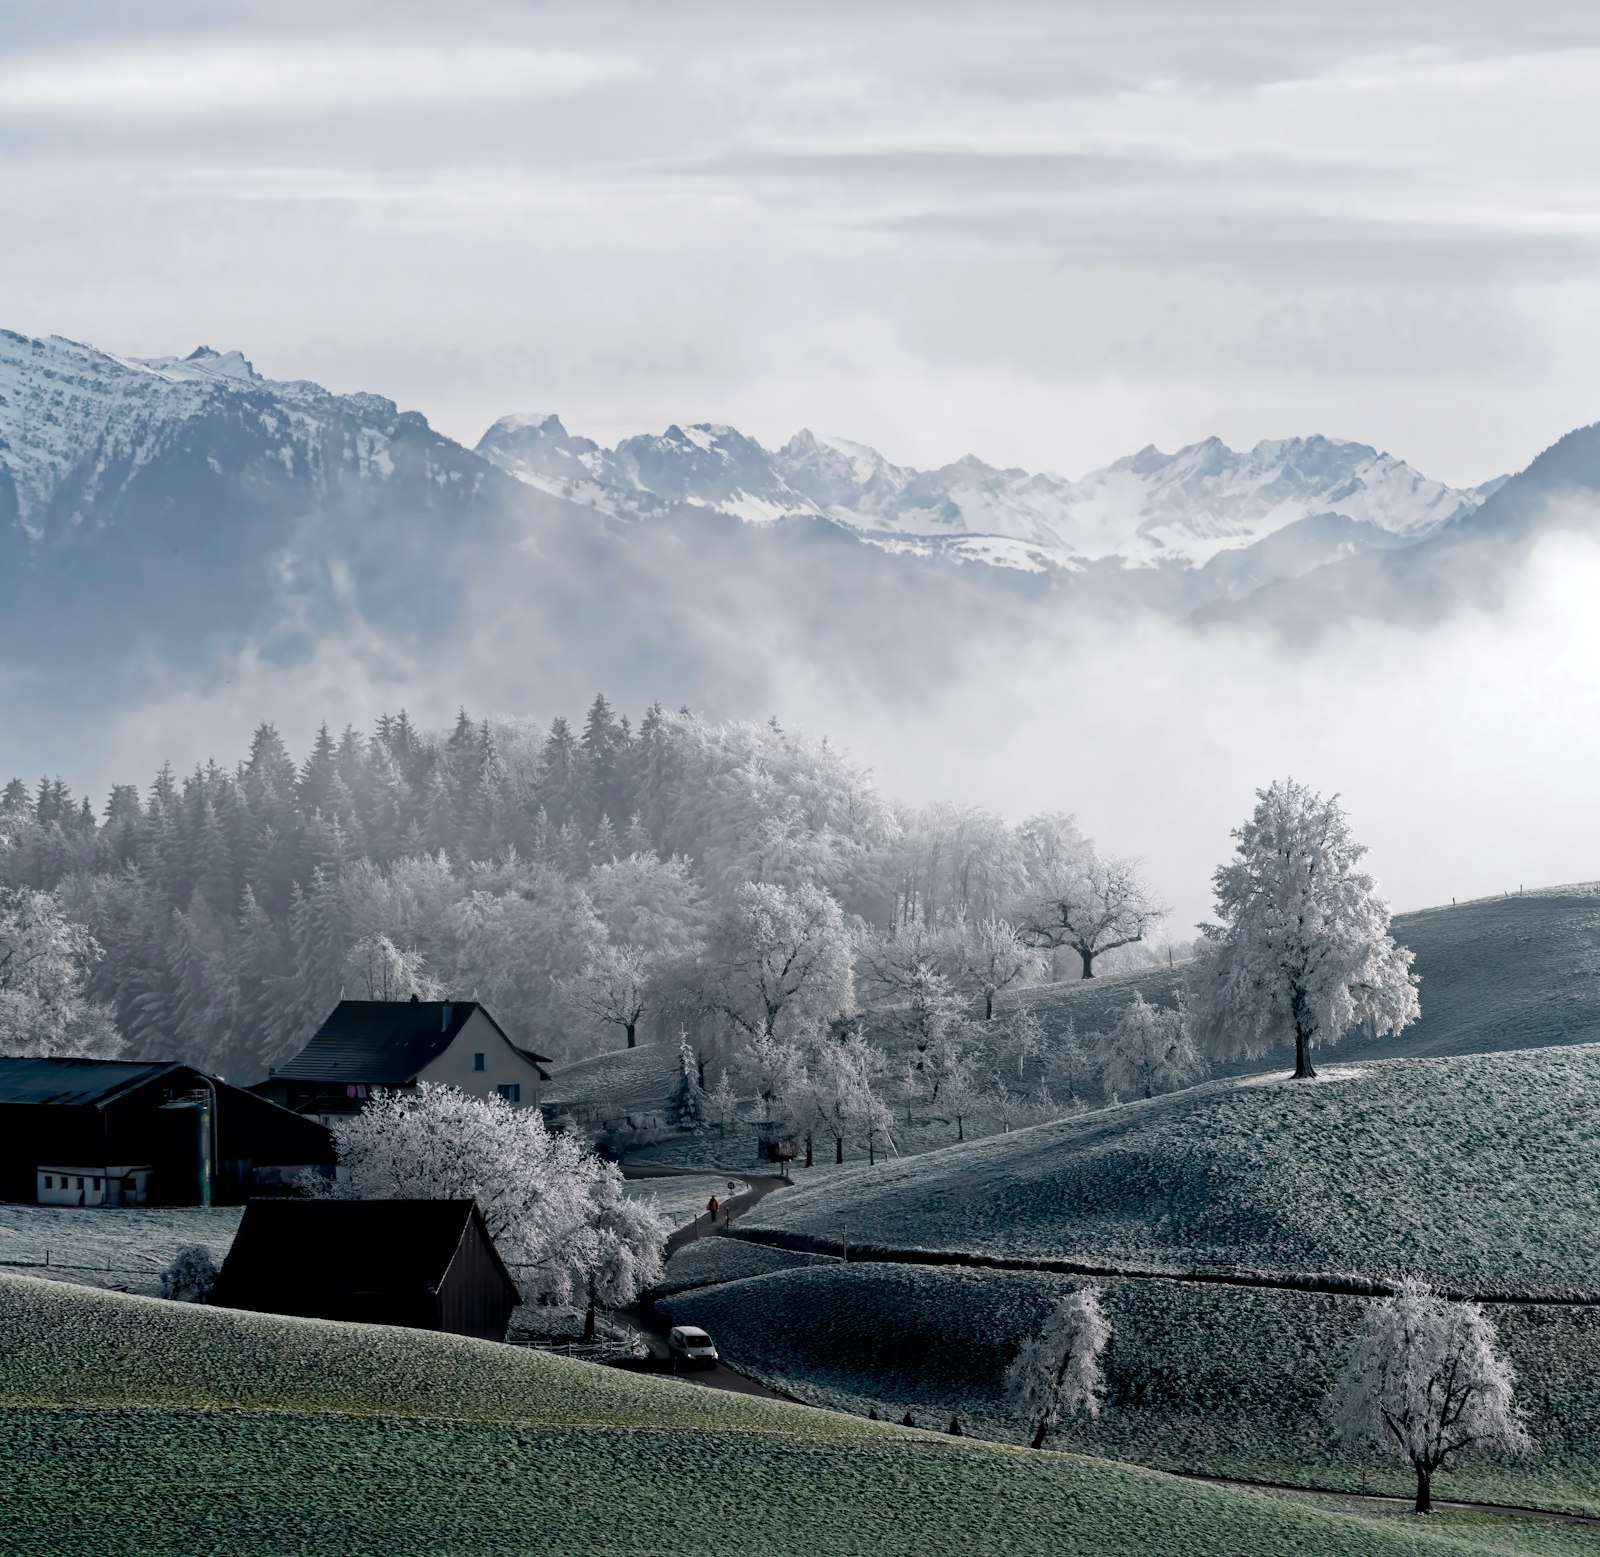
0, 1057, 336, 1207
251, 999, 551, 1123
209, 1198, 521, 1341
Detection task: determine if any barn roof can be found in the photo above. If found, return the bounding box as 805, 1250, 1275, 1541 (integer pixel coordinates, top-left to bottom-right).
210, 1198, 519, 1309
0, 1057, 184, 1108
270, 1001, 550, 1084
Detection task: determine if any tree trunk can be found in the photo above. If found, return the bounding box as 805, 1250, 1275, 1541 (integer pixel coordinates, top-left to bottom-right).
1031, 1420, 1049, 1450
956, 1114, 964, 1142
625, 1022, 636, 1049
696, 1055, 706, 1087
835, 1135, 844, 1164
1078, 947, 1095, 979
1414, 1464, 1432, 1515
868, 1136, 875, 1165
1292, 1017, 1317, 1080
583, 1280, 597, 1343
985, 991, 994, 1020
805, 1133, 813, 1168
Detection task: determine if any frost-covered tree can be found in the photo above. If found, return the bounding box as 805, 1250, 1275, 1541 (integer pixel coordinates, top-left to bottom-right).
700, 881, 855, 1044
159, 1244, 218, 1303
1099, 992, 1204, 1101
949, 912, 1045, 1020
1190, 779, 1420, 1080
1330, 1279, 1530, 1513
563, 942, 654, 1050
581, 1174, 668, 1341
324, 1083, 663, 1303
999, 1004, 1047, 1081
1006, 1286, 1112, 1449
806, 1029, 895, 1162
739, 1027, 806, 1124
1016, 824, 1166, 979
939, 1053, 984, 1141
666, 1032, 708, 1129
706, 1068, 741, 1137
0, 887, 119, 1058
1046, 1015, 1097, 1106
343, 933, 440, 1002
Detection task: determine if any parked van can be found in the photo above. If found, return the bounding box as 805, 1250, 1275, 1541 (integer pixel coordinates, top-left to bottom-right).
667, 1325, 719, 1370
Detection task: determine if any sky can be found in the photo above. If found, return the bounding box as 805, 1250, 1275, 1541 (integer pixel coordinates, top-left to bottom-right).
4, 1, 1600, 486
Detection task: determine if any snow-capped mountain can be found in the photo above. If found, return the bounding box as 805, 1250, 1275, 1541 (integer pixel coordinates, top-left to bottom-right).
478, 413, 1487, 570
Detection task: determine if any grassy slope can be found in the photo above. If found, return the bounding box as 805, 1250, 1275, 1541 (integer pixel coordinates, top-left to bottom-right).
1005, 885, 1600, 1067
738, 1045, 1600, 1297
669, 1263, 1600, 1516
1, 1277, 1579, 1557
543, 1038, 681, 1112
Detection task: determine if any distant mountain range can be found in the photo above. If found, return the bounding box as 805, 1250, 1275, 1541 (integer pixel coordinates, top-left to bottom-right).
1, 326, 1595, 764
476, 412, 1494, 572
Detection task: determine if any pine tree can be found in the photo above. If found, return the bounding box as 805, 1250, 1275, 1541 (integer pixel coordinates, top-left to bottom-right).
538, 717, 587, 830
667, 1033, 708, 1130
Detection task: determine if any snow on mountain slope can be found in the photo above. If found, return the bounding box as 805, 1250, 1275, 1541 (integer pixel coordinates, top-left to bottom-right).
0, 332, 451, 540
478, 411, 1484, 570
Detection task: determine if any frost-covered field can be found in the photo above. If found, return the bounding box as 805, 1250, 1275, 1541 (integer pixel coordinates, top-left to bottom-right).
0, 1205, 243, 1295
656, 1236, 834, 1295
622, 1173, 747, 1229
543, 1040, 681, 1112
667, 1263, 1600, 1517
1006, 886, 1600, 1070
2, 1275, 1546, 1557
740, 1046, 1600, 1297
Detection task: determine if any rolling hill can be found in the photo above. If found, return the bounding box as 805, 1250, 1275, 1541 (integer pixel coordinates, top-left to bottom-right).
735, 1043, 1600, 1299
0, 1274, 1556, 1557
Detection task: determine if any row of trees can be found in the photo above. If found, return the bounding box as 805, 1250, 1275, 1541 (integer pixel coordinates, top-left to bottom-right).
0, 702, 1172, 1078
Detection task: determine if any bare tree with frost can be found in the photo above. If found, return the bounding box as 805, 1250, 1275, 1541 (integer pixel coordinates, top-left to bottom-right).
0, 887, 119, 1059
343, 933, 440, 1002
706, 1068, 741, 1137
1006, 1286, 1112, 1449
562, 942, 655, 1050
1330, 1279, 1530, 1513
323, 1083, 666, 1304
1190, 778, 1419, 1080
949, 911, 1046, 1019
1099, 992, 1204, 1101
1016, 829, 1166, 980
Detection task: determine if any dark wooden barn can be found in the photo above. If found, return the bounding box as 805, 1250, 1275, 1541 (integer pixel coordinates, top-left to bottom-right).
209, 1199, 521, 1342
0, 1057, 336, 1207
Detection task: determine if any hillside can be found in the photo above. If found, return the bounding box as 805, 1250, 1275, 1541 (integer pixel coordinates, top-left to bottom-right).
1004, 884, 1600, 1069
668, 1263, 1600, 1516
737, 1044, 1600, 1298
0, 1275, 1554, 1557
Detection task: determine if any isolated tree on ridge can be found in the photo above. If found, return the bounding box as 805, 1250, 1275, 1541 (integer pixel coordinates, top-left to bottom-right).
1006, 1286, 1112, 1449
1330, 1279, 1529, 1514
1017, 834, 1166, 979
1189, 778, 1419, 1080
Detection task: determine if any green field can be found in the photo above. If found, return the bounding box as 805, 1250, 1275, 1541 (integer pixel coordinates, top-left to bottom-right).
737, 1044, 1600, 1297
2, 1274, 1592, 1556
668, 1262, 1600, 1516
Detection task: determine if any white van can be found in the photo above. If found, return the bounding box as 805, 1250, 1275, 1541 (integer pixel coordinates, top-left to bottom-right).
667, 1325, 719, 1370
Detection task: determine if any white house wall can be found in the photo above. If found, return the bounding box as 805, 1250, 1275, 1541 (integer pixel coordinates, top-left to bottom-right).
415, 1009, 543, 1106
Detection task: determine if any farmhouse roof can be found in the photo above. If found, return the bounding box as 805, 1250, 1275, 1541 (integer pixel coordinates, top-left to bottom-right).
210, 1198, 519, 1308
0, 1056, 185, 1108
269, 1000, 551, 1084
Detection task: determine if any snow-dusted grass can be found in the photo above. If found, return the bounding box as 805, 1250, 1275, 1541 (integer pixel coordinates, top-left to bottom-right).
656, 1235, 833, 1295
668, 1263, 1600, 1517
622, 1172, 747, 1229
739, 1046, 1600, 1298
1, 1275, 1564, 1557
0, 1204, 243, 1295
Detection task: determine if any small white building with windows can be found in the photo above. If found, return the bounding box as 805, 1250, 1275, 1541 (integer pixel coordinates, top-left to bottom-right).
250, 1000, 551, 1125
37, 1165, 152, 1207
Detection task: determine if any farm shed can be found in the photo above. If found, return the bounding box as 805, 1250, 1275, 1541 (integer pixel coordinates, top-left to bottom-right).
209, 1198, 521, 1341
252, 999, 552, 1124
0, 1057, 336, 1207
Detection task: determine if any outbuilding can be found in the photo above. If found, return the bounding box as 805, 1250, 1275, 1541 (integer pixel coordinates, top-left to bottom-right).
0, 1057, 336, 1207
209, 1198, 521, 1342
251, 999, 552, 1124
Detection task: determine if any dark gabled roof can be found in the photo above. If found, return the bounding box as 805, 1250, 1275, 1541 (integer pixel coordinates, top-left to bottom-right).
0, 1057, 184, 1108
269, 1000, 551, 1084
210, 1198, 519, 1310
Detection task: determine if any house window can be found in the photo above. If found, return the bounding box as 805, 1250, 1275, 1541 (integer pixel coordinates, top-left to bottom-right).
496, 1083, 521, 1103
76, 1177, 84, 1190
43, 1176, 52, 1189
92, 1178, 101, 1191
473, 1052, 485, 1072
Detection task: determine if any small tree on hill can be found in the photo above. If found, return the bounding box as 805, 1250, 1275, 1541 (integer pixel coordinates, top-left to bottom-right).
667, 1032, 708, 1129
159, 1244, 217, 1303
563, 941, 654, 1050
706, 1068, 740, 1137
1330, 1279, 1530, 1513
1006, 1286, 1111, 1449
1190, 779, 1420, 1080
1099, 992, 1204, 1101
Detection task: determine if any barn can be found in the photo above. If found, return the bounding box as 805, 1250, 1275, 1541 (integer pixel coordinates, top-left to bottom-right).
209, 1199, 521, 1342
0, 1057, 336, 1207
251, 999, 552, 1124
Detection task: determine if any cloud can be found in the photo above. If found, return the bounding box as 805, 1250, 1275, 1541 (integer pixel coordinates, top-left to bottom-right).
0, 42, 648, 115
